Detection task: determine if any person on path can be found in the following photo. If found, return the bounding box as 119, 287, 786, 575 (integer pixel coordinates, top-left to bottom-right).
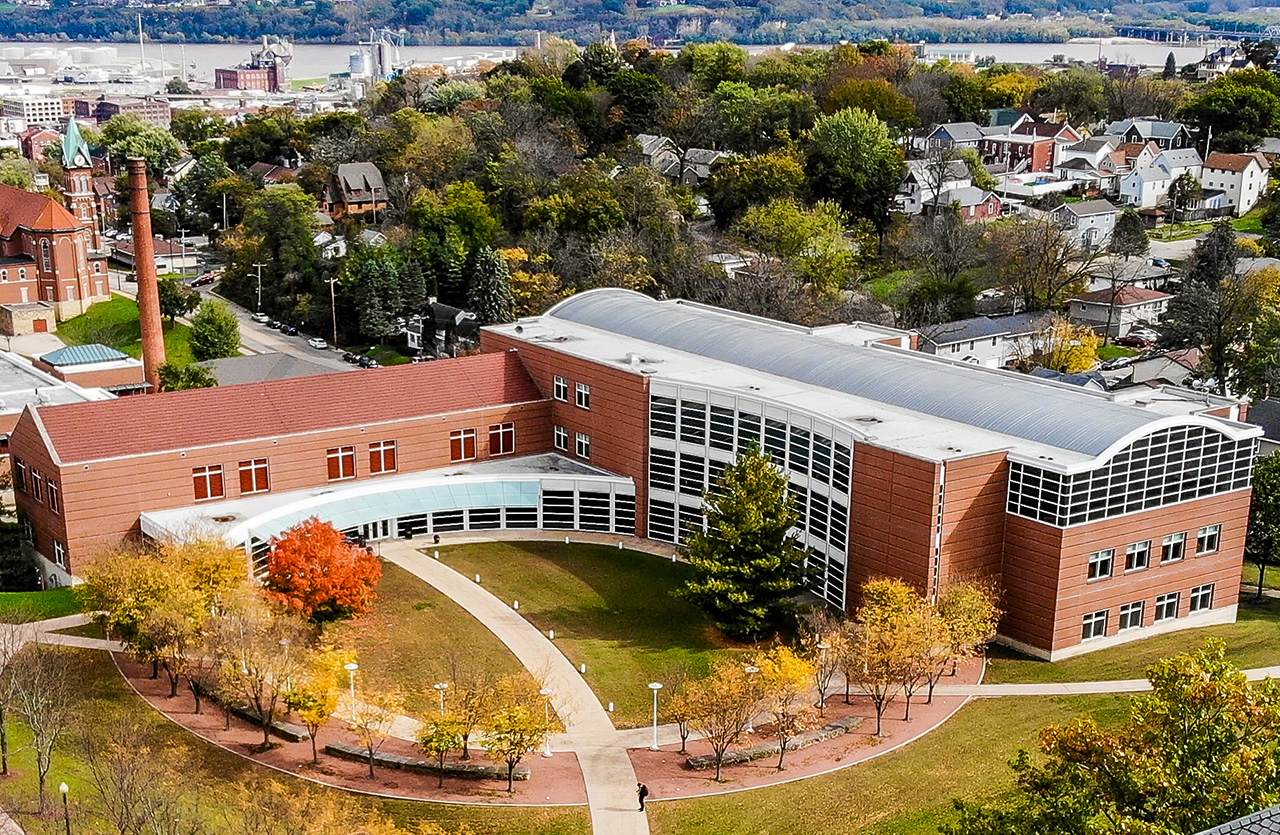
638, 783, 650, 811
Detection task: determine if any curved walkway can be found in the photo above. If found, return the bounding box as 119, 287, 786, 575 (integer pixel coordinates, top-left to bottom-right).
380, 541, 647, 835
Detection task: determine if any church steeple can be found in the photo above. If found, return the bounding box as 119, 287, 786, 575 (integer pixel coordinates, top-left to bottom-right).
61, 119, 100, 250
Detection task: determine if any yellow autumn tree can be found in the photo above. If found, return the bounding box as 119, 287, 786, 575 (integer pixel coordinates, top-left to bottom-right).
755, 646, 817, 770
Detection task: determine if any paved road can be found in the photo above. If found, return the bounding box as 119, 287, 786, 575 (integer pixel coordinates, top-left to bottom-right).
380, 541, 650, 835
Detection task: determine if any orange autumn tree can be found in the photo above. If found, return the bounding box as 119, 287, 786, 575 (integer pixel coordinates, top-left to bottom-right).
264, 518, 382, 622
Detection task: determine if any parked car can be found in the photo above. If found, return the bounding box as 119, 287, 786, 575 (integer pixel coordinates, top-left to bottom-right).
1151, 258, 1171, 269
341, 351, 359, 363
281, 325, 299, 336
1129, 328, 1160, 342
307, 337, 329, 350
1115, 335, 1152, 348
357, 356, 380, 368
190, 272, 218, 287
250, 312, 270, 324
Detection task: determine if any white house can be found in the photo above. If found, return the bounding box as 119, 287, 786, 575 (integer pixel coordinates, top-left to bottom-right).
1201, 152, 1271, 216
917, 312, 1055, 368
1051, 199, 1120, 248
923, 122, 985, 151
1119, 148, 1203, 209
1067, 285, 1172, 338
1103, 119, 1195, 151
895, 158, 972, 214
1056, 137, 1121, 191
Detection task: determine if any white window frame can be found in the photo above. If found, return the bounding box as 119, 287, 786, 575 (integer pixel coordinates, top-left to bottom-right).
326, 446, 356, 481
1082, 610, 1108, 641
192, 464, 224, 501
368, 440, 397, 475
1196, 524, 1221, 555
553, 376, 568, 402
449, 429, 477, 463
1161, 532, 1186, 564
1125, 540, 1150, 572
553, 425, 568, 452
575, 432, 591, 460
1154, 592, 1180, 622
488, 422, 516, 456
575, 382, 591, 410
53, 540, 66, 568
1087, 548, 1114, 581
1118, 600, 1144, 631
1190, 583, 1215, 613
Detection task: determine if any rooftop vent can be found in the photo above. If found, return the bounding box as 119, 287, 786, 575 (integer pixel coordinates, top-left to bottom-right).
853, 416, 883, 424
212, 515, 236, 523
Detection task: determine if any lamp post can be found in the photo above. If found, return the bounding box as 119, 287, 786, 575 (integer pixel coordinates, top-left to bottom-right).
253, 262, 265, 312
744, 666, 760, 733
648, 682, 663, 751
328, 276, 338, 347
59, 781, 70, 835
433, 682, 448, 715
344, 662, 359, 716
817, 641, 830, 714
539, 688, 554, 757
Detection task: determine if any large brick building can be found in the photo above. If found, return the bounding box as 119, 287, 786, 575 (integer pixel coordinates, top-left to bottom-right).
8, 289, 1261, 660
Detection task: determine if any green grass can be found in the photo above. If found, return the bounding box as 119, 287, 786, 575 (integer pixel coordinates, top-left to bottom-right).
290, 77, 327, 90
0, 587, 81, 621
1097, 344, 1138, 362
865, 270, 912, 303
648, 694, 1127, 835
58, 295, 195, 366
1243, 561, 1280, 591
1233, 216, 1266, 234
1149, 222, 1213, 241
985, 595, 1280, 685
0, 650, 588, 835
438, 542, 740, 727
326, 562, 523, 716
347, 345, 412, 366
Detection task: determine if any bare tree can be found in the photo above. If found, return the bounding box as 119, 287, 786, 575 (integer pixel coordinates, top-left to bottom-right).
15, 642, 78, 812
0, 616, 33, 775
985, 215, 1102, 312
79, 710, 197, 835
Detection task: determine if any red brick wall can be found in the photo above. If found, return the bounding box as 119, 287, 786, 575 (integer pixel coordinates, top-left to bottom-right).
481, 331, 650, 534
938, 452, 1008, 589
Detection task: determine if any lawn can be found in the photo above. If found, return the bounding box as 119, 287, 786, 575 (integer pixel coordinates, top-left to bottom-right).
1097, 344, 1138, 362
438, 542, 741, 727
0, 650, 589, 835
984, 594, 1280, 685
648, 693, 1127, 835
57, 295, 195, 366
347, 344, 413, 366
326, 562, 523, 716
1242, 561, 1280, 592
0, 587, 81, 621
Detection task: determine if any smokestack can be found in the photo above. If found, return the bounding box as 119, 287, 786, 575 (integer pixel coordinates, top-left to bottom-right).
127, 158, 166, 391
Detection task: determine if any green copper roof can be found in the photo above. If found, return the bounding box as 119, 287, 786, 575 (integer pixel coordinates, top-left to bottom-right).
40, 343, 130, 367
62, 120, 92, 171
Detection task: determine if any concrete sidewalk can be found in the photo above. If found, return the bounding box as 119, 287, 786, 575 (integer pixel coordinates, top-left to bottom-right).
381, 541, 650, 835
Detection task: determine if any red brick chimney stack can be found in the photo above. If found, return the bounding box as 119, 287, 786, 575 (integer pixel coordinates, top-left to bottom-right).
127, 157, 166, 391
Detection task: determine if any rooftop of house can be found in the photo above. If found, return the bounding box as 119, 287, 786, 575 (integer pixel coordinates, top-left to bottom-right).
490, 290, 1258, 471
1104, 118, 1188, 139
931, 122, 984, 142
1059, 198, 1120, 217
1204, 151, 1271, 172
1070, 285, 1172, 305
329, 162, 385, 201
903, 159, 971, 183
936, 186, 996, 207
925, 312, 1054, 345
28, 350, 540, 464
1194, 804, 1280, 835
1068, 137, 1119, 154
1158, 148, 1204, 168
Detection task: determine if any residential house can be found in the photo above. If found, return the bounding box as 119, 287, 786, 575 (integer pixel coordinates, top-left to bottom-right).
895, 158, 972, 214
1201, 152, 1271, 217
248, 162, 297, 184
322, 163, 388, 220
1067, 285, 1172, 338
680, 148, 729, 186
917, 311, 1055, 367
406, 300, 480, 358
1244, 398, 1280, 456
1120, 148, 1203, 209
980, 120, 1081, 174
927, 187, 1002, 221
111, 236, 200, 274
17, 128, 59, 163
1103, 119, 1194, 151
1052, 199, 1121, 248
1196, 46, 1251, 82
633, 134, 681, 178
1125, 348, 1203, 387
1056, 136, 1122, 191
924, 122, 985, 151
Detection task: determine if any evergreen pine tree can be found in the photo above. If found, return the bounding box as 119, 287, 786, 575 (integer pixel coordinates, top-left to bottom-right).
466, 246, 516, 325
352, 249, 403, 341
1163, 51, 1178, 80
436, 232, 468, 308
400, 258, 428, 316
678, 445, 806, 640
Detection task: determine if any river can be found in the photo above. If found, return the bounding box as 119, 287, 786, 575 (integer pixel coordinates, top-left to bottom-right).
0, 38, 1222, 82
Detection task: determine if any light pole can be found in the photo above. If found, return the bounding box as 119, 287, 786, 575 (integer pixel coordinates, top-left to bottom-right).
59, 781, 70, 835
648, 682, 663, 751
177, 226, 188, 277
344, 662, 359, 716
539, 687, 554, 757
253, 262, 265, 312
328, 276, 338, 347
744, 665, 760, 733
433, 682, 448, 715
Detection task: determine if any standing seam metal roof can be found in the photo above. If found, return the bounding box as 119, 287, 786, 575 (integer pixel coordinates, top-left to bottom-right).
546, 289, 1174, 457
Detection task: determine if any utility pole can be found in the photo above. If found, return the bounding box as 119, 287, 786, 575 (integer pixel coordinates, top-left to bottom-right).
222, 192, 228, 231
253, 262, 264, 312
178, 226, 188, 277
329, 277, 338, 347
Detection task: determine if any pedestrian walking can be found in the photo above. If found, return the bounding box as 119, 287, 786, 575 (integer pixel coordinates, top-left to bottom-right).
637, 782, 650, 811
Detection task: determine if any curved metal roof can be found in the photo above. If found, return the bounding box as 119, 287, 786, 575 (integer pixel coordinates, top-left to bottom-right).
547, 289, 1178, 458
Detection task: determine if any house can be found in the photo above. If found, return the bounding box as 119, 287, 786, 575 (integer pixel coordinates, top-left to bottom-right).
17, 128, 59, 163
163, 156, 198, 186
91, 178, 117, 231
1056, 137, 1122, 190
633, 134, 681, 178
927, 186, 1002, 221
1126, 348, 1203, 387
679, 148, 729, 186
1052, 199, 1121, 248
896, 158, 972, 214
981, 132, 1058, 174
1201, 152, 1271, 217
1120, 148, 1203, 209
32, 343, 147, 395
111, 236, 200, 275
405, 300, 480, 358
917, 311, 1056, 367
313, 230, 346, 260
1067, 285, 1172, 338
924, 122, 985, 151
322, 163, 388, 220
1196, 46, 1251, 82
1245, 398, 1280, 456
249, 161, 297, 185
1103, 119, 1195, 151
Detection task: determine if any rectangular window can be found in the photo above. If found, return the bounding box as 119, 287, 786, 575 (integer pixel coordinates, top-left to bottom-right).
192, 465, 224, 501
1196, 524, 1221, 555
488, 423, 515, 456
553, 376, 568, 402
649, 448, 676, 491
575, 382, 591, 410
708, 407, 735, 452
449, 429, 477, 462
12, 460, 25, 493
53, 540, 66, 569
1161, 532, 1186, 563
1154, 592, 1180, 622
1125, 540, 1151, 572
554, 425, 568, 452
681, 401, 706, 445
238, 458, 270, 494
30, 471, 42, 503
1081, 609, 1108, 640
326, 446, 356, 481
47, 481, 59, 515
575, 432, 591, 459
650, 396, 677, 439
1118, 601, 1144, 631
368, 441, 397, 475
1190, 583, 1215, 613
1087, 548, 1114, 581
